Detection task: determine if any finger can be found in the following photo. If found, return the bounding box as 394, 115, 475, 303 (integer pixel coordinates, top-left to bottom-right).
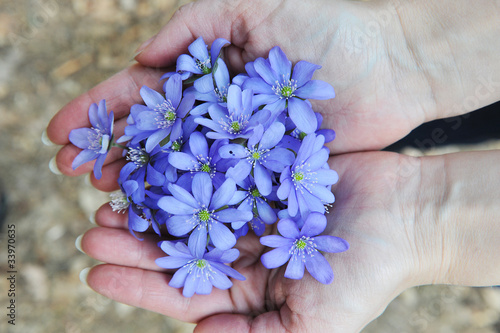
86, 264, 236, 322
135, 0, 282, 69
134, 0, 236, 68
95, 202, 129, 229
80, 227, 164, 271
47, 64, 165, 145
194, 311, 291, 333
89, 158, 127, 192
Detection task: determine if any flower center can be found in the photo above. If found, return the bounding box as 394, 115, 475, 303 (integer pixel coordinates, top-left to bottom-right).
109, 191, 129, 213
295, 239, 307, 249
230, 121, 241, 133
292, 171, 304, 182
196, 59, 211, 74
195, 259, 208, 269
198, 209, 211, 222
281, 86, 293, 98
154, 100, 176, 129
214, 86, 228, 103
126, 147, 149, 167
200, 163, 211, 173
251, 188, 261, 197
171, 140, 182, 152
165, 111, 176, 122
252, 152, 260, 160
273, 76, 297, 100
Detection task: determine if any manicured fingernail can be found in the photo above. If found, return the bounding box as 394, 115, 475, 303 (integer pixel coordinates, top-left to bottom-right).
133, 35, 156, 59
79, 267, 91, 286
89, 211, 96, 225
41, 129, 55, 146
75, 234, 85, 254
49, 157, 62, 175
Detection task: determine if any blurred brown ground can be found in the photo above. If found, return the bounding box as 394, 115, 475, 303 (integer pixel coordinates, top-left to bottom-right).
0, 1, 499, 333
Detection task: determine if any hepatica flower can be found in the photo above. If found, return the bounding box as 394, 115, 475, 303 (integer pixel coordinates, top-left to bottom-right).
243, 46, 335, 134
127, 74, 195, 152
260, 212, 349, 284
69, 99, 114, 179
278, 133, 339, 218
158, 173, 252, 257
156, 241, 245, 297
67, 37, 345, 297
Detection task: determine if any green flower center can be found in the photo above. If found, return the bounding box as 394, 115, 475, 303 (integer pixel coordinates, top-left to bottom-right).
195, 259, 207, 269
251, 152, 260, 160
295, 239, 307, 250
292, 172, 304, 182
251, 188, 261, 197
165, 111, 176, 121
230, 121, 241, 133
281, 86, 293, 98
198, 209, 211, 222
171, 140, 181, 151
200, 163, 211, 173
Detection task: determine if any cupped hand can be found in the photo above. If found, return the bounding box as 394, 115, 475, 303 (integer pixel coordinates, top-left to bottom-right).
47, 0, 441, 187
78, 151, 431, 333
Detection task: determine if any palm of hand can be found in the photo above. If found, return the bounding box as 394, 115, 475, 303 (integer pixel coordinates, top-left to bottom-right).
84, 152, 419, 333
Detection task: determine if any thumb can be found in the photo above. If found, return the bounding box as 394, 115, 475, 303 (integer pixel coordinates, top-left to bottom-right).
134, 0, 240, 68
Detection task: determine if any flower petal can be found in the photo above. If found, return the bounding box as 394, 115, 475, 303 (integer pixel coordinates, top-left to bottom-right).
210, 178, 236, 210
192, 172, 213, 207
189, 131, 208, 158
140, 86, 165, 109
304, 251, 334, 284
260, 246, 292, 269
188, 226, 208, 258
158, 196, 196, 215
288, 98, 317, 134
168, 152, 197, 170
284, 257, 305, 279
277, 218, 300, 239
164, 74, 182, 109
155, 256, 191, 269
269, 46, 292, 77
254, 57, 278, 86
209, 221, 236, 250
291, 61, 321, 87
260, 235, 293, 248
188, 36, 209, 62
210, 38, 230, 65
166, 215, 196, 236
166, 183, 199, 208
314, 235, 349, 253
295, 80, 335, 100
69, 128, 93, 149
216, 208, 252, 222
169, 266, 189, 288
300, 212, 326, 237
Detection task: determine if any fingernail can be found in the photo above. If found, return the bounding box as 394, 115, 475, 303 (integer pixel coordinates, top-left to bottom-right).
75, 234, 85, 254
84, 173, 92, 186
41, 129, 55, 146
48, 157, 62, 175
133, 35, 156, 59
89, 211, 96, 225
79, 267, 91, 286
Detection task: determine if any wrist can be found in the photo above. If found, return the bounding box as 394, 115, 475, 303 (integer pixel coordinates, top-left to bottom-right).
412, 151, 500, 286
386, 0, 500, 121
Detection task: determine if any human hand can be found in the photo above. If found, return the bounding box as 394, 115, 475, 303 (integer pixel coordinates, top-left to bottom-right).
76, 151, 434, 332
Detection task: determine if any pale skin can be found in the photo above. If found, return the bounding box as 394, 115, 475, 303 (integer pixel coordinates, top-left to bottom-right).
46, 0, 500, 332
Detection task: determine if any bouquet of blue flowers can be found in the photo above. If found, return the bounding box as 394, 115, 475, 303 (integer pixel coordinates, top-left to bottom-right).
69, 37, 349, 297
